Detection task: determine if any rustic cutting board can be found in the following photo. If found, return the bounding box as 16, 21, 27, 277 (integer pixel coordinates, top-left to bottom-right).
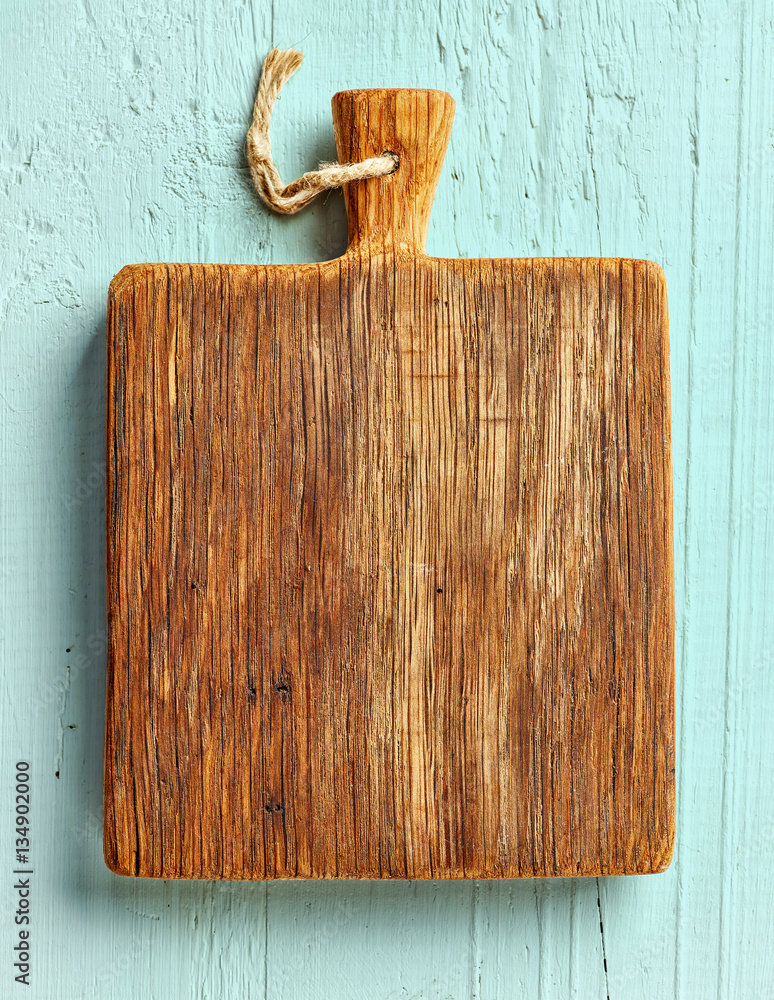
104, 87, 674, 879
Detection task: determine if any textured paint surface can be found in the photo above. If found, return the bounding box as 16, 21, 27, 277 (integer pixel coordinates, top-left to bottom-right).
0, 0, 771, 996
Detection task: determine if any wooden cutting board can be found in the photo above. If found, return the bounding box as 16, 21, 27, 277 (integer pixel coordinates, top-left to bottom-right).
104, 87, 674, 880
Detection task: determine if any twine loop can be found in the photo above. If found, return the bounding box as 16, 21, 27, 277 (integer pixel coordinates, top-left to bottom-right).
247, 48, 399, 215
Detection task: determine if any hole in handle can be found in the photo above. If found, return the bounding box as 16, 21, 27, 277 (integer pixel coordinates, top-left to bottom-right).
382, 150, 400, 174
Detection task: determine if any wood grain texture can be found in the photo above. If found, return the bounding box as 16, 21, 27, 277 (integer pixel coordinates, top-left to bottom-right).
105, 254, 673, 880
104, 85, 674, 878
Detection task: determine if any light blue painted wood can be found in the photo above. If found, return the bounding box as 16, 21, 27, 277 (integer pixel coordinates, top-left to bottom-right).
1, 0, 772, 996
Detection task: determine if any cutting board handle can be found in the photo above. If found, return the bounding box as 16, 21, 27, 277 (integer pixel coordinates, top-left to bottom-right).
332, 89, 455, 255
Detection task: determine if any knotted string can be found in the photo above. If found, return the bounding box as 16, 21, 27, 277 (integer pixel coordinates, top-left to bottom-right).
246, 48, 399, 215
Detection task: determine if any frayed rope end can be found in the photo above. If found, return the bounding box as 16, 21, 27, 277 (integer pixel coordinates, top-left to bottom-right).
246, 48, 399, 215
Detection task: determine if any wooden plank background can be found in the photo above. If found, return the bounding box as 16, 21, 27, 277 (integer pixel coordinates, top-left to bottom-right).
0, 0, 771, 995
